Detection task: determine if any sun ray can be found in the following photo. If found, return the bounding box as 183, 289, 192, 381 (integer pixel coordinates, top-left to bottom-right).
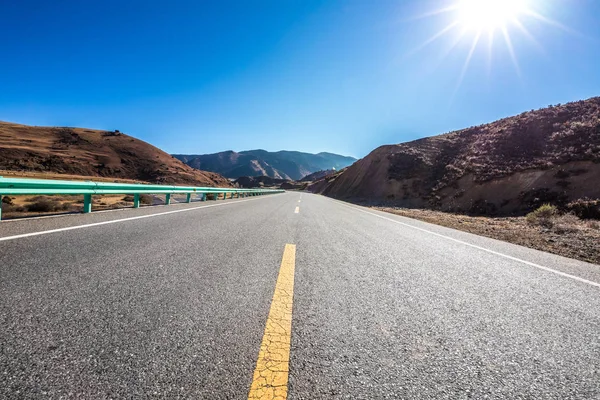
411, 24, 470, 81
406, 20, 460, 57
501, 25, 521, 77
410, 0, 572, 93
523, 9, 580, 36
486, 30, 495, 78
510, 17, 545, 54
452, 30, 482, 98
434, 25, 470, 67
407, 4, 460, 21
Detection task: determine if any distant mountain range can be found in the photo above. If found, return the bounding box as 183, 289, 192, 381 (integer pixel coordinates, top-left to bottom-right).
299, 169, 336, 182
173, 150, 357, 180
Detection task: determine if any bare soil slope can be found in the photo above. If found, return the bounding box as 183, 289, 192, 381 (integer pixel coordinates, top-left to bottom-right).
0, 122, 230, 186
311, 97, 600, 215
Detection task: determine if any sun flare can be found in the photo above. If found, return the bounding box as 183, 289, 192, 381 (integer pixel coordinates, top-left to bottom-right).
456, 0, 529, 32
411, 0, 567, 91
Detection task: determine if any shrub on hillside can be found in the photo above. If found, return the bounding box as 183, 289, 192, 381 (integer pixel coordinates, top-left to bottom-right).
0, 203, 25, 213
122, 194, 152, 204
526, 204, 558, 228
566, 198, 600, 220
26, 199, 69, 213
140, 194, 153, 205
2, 196, 13, 205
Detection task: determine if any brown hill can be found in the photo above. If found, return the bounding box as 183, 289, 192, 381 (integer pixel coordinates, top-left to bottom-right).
0, 121, 231, 186
310, 97, 600, 215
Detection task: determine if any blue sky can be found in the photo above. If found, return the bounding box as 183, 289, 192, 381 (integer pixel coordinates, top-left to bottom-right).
1, 0, 599, 158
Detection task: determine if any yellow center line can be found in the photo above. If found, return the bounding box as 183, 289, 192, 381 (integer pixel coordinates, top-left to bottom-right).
248, 244, 297, 400
294, 206, 299, 214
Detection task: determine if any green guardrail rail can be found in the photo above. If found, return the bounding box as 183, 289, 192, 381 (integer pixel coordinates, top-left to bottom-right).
0, 176, 284, 220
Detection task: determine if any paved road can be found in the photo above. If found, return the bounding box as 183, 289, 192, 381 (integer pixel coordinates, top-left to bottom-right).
1, 192, 599, 399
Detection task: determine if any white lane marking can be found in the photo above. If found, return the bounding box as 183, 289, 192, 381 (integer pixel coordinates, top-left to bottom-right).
334, 200, 600, 289
0, 196, 278, 243
294, 206, 300, 214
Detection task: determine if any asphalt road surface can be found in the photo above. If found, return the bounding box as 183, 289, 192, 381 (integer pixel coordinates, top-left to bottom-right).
1, 192, 599, 399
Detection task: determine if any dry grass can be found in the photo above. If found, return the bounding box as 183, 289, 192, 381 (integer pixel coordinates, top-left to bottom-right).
0, 192, 222, 219
375, 206, 600, 265
0, 194, 140, 219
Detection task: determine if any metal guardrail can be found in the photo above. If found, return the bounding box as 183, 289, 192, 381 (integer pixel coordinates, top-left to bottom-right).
0, 177, 284, 220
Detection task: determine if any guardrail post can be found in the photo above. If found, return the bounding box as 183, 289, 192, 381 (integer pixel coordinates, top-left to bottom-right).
186, 193, 192, 203
165, 194, 171, 205
201, 193, 206, 201
0, 195, 3, 221
133, 194, 140, 208
83, 194, 92, 213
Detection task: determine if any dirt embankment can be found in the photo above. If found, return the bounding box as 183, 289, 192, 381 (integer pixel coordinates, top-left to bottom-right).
310, 97, 600, 216
0, 121, 231, 187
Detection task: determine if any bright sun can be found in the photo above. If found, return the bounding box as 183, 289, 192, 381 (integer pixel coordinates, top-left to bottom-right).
411, 0, 566, 88
457, 0, 529, 32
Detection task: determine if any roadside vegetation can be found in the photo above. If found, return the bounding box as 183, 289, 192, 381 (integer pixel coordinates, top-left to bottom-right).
0, 193, 158, 219
375, 203, 600, 265
122, 194, 153, 205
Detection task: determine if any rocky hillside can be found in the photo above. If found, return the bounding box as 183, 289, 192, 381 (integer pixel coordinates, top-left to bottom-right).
310, 97, 600, 215
174, 150, 356, 180
0, 121, 231, 186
